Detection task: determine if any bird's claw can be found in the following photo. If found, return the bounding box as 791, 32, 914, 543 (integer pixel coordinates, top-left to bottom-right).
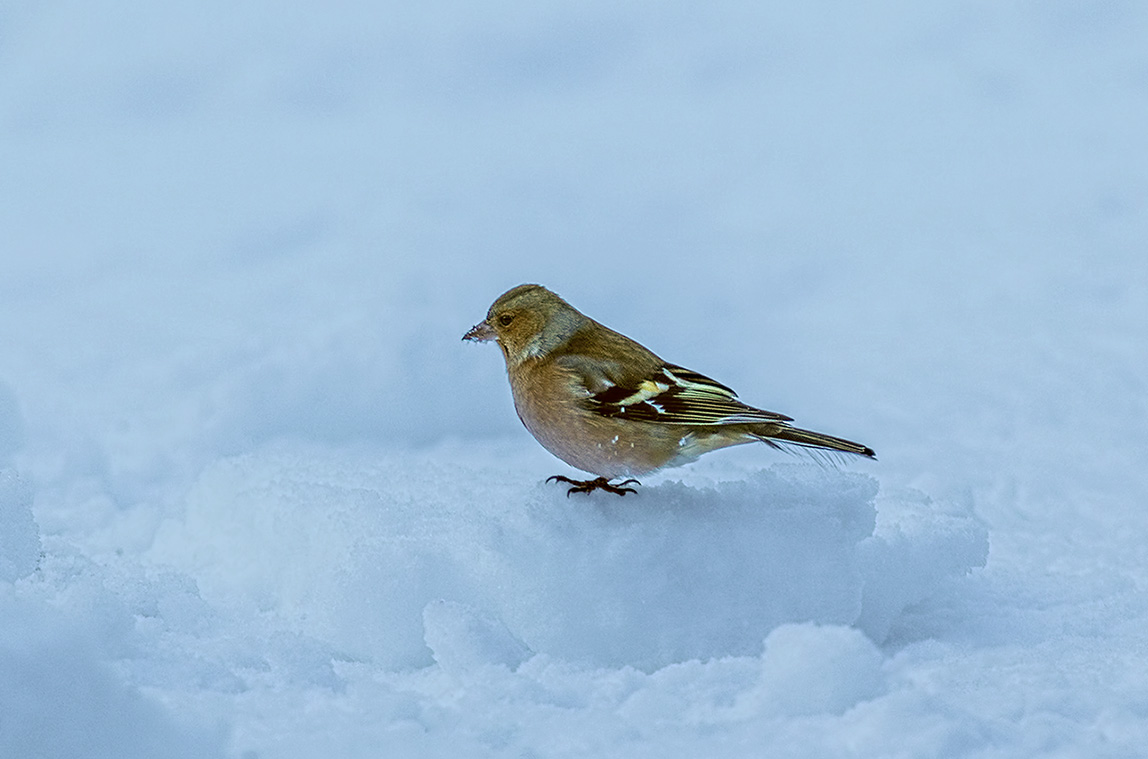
546, 475, 640, 497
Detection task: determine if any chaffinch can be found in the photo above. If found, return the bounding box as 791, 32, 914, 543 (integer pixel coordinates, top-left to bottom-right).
464, 284, 874, 495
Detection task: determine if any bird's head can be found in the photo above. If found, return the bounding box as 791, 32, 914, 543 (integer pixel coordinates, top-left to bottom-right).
463, 284, 587, 368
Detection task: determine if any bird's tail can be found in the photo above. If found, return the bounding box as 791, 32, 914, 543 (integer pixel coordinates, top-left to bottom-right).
753, 425, 876, 459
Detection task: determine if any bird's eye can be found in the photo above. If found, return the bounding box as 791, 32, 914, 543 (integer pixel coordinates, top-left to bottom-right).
498, 313, 514, 327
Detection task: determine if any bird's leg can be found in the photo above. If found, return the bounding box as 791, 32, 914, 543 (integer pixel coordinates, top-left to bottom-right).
546, 475, 640, 497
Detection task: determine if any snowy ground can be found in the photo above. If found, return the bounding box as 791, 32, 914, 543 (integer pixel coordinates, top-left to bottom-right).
3, 2, 1148, 757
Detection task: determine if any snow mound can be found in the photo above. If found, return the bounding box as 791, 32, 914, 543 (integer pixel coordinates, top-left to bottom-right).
0, 591, 226, 759
0, 470, 39, 582
423, 599, 533, 676
151, 443, 985, 672
619, 623, 887, 729
857, 486, 991, 642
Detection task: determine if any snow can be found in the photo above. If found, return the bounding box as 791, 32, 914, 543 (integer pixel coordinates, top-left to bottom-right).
0, 471, 39, 582
150, 448, 982, 672
2, 1, 1147, 757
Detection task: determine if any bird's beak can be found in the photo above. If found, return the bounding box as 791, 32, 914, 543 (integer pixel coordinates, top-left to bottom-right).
463, 321, 496, 342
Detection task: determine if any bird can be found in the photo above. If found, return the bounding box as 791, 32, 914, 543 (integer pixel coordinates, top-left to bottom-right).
463, 284, 874, 495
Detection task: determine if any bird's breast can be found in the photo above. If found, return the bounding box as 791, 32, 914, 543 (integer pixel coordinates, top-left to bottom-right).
507, 361, 679, 478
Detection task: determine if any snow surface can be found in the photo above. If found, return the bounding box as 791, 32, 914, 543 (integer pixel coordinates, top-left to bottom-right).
2, 1, 1148, 757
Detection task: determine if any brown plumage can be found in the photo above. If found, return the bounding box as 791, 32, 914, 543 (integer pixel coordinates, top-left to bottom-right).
464, 284, 874, 494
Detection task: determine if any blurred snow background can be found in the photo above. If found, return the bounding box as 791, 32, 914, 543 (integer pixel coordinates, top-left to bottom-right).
2, 1, 1147, 756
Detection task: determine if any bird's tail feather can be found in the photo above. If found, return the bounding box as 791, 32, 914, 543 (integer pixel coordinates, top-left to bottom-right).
753, 425, 876, 459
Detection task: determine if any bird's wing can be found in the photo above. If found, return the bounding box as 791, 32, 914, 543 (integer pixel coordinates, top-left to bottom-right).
573, 360, 793, 426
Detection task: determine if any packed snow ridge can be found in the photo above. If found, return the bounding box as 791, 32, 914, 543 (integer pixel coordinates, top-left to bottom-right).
149, 448, 986, 671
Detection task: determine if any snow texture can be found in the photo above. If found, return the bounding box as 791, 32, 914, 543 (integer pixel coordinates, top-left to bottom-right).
2, 1, 1147, 757
0, 471, 39, 582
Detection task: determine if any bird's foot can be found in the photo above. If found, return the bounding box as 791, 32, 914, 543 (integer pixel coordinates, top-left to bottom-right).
546, 475, 640, 497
